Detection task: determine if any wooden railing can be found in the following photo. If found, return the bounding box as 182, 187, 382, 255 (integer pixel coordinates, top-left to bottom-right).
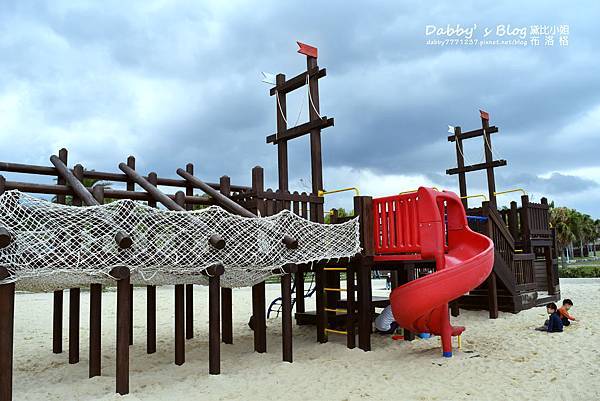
487, 208, 515, 273
233, 166, 324, 222
513, 253, 536, 290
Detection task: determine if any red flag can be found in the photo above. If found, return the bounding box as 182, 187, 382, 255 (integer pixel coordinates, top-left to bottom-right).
297, 41, 318, 58
479, 109, 490, 120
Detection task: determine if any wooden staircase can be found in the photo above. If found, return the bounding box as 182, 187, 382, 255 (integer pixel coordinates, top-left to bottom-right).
459, 205, 538, 314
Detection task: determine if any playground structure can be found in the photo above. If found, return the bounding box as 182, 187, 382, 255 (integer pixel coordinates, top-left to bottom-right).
446, 111, 561, 317
0, 43, 498, 399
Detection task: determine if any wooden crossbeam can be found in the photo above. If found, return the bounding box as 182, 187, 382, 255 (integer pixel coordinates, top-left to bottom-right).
447, 126, 498, 142
269, 67, 326, 96
446, 159, 507, 175
266, 117, 334, 144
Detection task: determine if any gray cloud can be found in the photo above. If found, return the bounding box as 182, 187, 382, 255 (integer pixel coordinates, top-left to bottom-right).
0, 0, 599, 216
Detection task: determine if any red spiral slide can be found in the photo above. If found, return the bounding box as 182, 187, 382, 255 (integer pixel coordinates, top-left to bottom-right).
373, 187, 494, 357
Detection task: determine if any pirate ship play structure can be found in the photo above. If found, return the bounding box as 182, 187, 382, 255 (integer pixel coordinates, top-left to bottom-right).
446, 112, 561, 318
0, 43, 556, 399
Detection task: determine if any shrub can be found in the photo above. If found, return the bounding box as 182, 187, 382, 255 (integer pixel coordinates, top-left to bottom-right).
559, 265, 600, 278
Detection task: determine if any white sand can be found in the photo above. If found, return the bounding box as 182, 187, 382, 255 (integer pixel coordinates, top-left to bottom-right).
11, 278, 600, 400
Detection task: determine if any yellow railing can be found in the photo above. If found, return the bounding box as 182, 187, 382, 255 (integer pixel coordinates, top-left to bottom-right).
494, 188, 527, 197
318, 187, 360, 197
398, 187, 439, 195
460, 194, 488, 201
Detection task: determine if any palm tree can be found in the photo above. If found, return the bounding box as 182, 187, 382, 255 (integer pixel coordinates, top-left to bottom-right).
550, 207, 576, 267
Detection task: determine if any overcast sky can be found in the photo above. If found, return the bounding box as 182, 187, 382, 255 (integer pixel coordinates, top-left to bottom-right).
1, 1, 598, 216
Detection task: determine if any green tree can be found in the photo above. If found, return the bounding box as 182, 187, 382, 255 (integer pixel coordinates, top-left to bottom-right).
550, 206, 576, 267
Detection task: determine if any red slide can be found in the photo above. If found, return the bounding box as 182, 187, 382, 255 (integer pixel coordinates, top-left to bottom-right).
373, 188, 494, 357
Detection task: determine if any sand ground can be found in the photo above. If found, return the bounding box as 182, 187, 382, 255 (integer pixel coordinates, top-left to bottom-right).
10, 278, 600, 400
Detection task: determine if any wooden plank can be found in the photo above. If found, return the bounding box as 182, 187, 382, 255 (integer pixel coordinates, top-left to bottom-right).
446, 159, 507, 175
447, 125, 498, 141
357, 256, 373, 351
269, 67, 326, 96
266, 117, 334, 144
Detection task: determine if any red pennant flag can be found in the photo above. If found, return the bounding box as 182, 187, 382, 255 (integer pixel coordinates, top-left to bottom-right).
479, 109, 490, 120
297, 41, 318, 58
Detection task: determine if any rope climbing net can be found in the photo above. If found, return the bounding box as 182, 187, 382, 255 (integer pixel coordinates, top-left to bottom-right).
0, 190, 361, 291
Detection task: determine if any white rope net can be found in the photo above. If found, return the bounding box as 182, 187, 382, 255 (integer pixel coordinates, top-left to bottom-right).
0, 190, 361, 291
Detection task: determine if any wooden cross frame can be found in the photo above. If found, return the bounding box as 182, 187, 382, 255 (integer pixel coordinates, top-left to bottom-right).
266, 42, 334, 223
446, 110, 507, 209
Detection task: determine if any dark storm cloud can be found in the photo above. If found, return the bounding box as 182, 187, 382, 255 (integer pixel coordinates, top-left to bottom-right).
0, 0, 599, 215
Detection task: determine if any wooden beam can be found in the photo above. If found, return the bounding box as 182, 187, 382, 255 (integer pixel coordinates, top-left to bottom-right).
447, 125, 499, 142
0, 161, 251, 192
269, 67, 326, 96
446, 160, 507, 175
266, 117, 334, 144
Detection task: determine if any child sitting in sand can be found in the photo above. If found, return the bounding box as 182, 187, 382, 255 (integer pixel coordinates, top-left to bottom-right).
375, 305, 398, 334
535, 302, 563, 333
558, 299, 576, 326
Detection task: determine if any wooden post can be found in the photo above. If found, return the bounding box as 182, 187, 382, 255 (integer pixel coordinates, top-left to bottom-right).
487, 272, 499, 319
275, 73, 289, 192
208, 269, 221, 374
346, 262, 356, 349
481, 116, 497, 209
175, 190, 186, 366
399, 264, 416, 341
185, 164, 194, 341
113, 266, 131, 395
251, 281, 266, 353
89, 284, 102, 377
0, 270, 15, 401
307, 56, 324, 222
520, 195, 532, 253
509, 201, 519, 241
89, 185, 104, 378
219, 175, 233, 345
126, 156, 135, 346
453, 126, 469, 209
280, 264, 296, 362
354, 196, 374, 351
174, 283, 185, 365
53, 148, 67, 354
146, 172, 157, 354
482, 201, 499, 319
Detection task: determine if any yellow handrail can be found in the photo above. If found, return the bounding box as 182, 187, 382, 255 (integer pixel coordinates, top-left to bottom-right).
494, 188, 527, 197
460, 194, 488, 201
318, 187, 360, 197
398, 187, 439, 195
